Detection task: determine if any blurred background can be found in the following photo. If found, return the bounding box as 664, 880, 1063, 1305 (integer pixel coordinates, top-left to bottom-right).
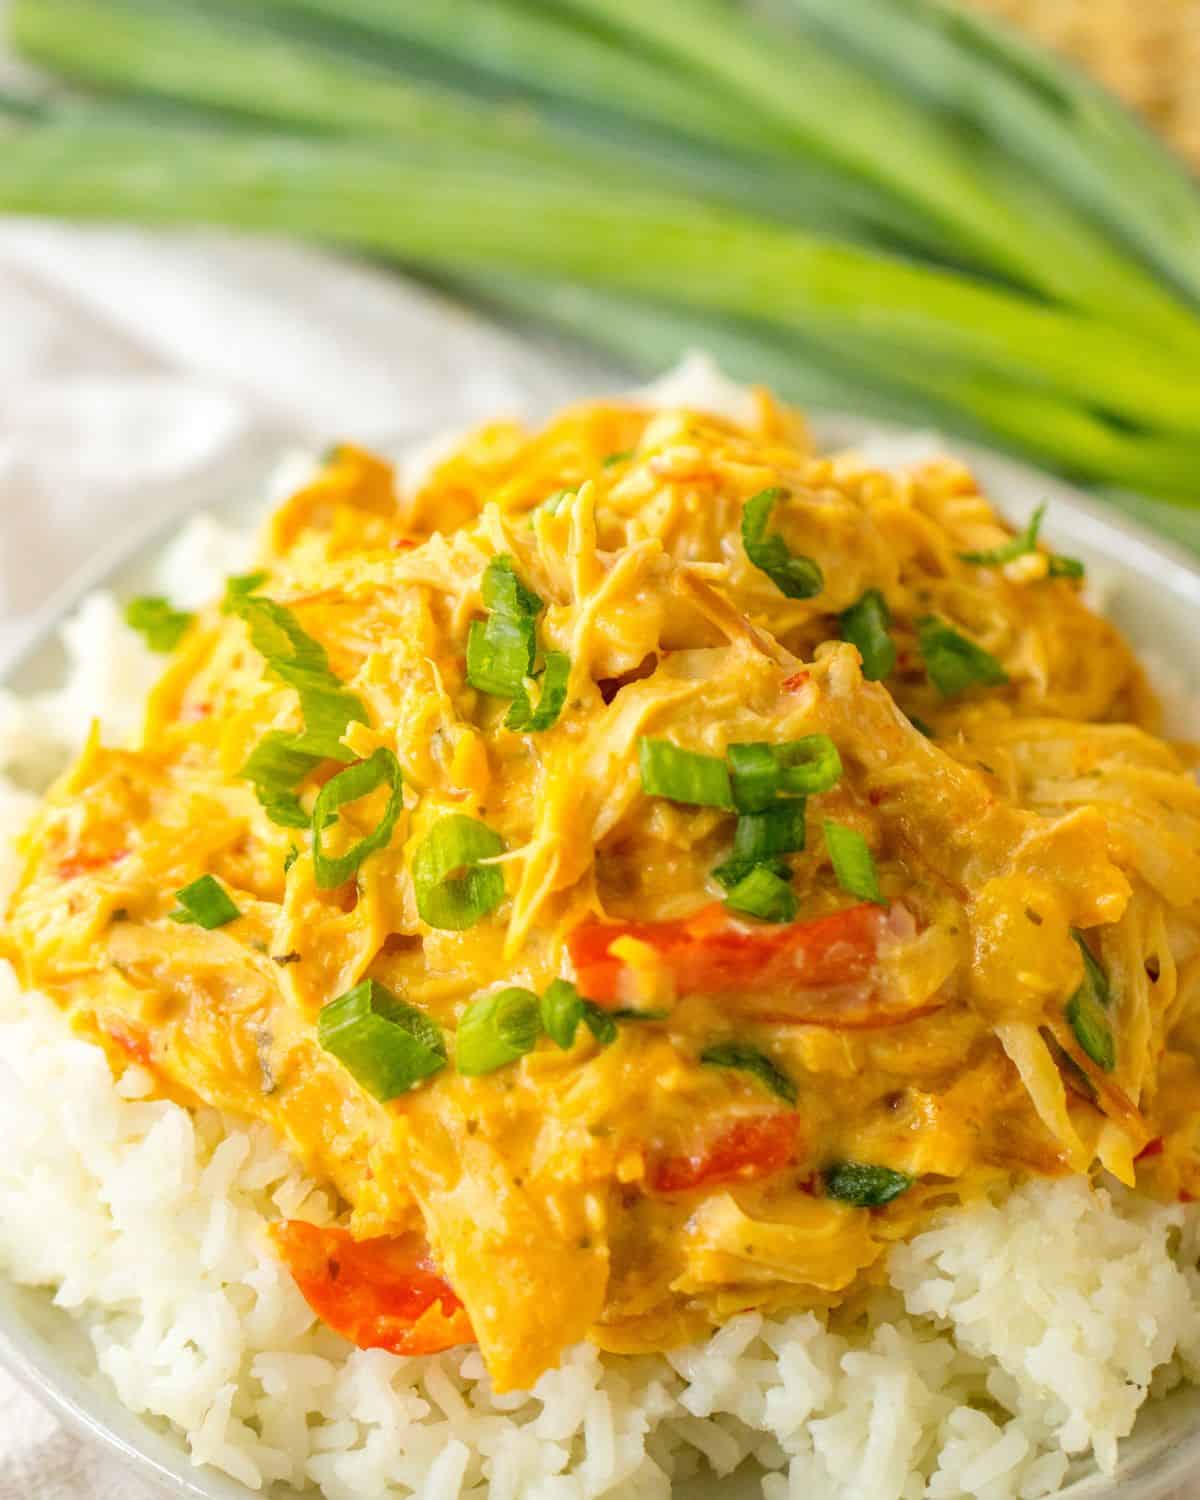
1, 0, 1200, 631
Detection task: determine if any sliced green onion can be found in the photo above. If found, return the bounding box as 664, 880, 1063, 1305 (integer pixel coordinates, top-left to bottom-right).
540, 978, 618, 1048
638, 737, 733, 810
700, 1041, 797, 1104
602, 447, 634, 467
724, 864, 799, 924
1066, 929, 1115, 1071
467, 612, 537, 699
728, 736, 841, 810
241, 731, 320, 829
823, 1161, 913, 1206
916, 616, 1009, 699
712, 855, 791, 891
959, 503, 1046, 565
227, 584, 369, 823
318, 978, 446, 1100
124, 595, 194, 652
838, 589, 896, 682
776, 736, 843, 796
169, 874, 240, 929
456, 986, 542, 1075
731, 801, 808, 864
481, 553, 543, 618
412, 814, 506, 930
823, 820, 886, 905
741, 488, 823, 601
1048, 553, 1085, 580
311, 747, 403, 891
727, 742, 780, 813
221, 571, 269, 610
505, 649, 570, 732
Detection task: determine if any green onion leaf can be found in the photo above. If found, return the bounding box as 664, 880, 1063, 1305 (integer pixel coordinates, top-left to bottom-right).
1048, 553, 1085, 580
712, 855, 791, 891
227, 584, 369, 824
700, 1041, 797, 1104
124, 595, 194, 653
467, 612, 537, 699
481, 553, 543, 618
724, 864, 799, 924
917, 616, 1009, 699
241, 732, 320, 830
728, 737, 841, 810
731, 800, 808, 865
959, 503, 1046, 565
638, 738, 733, 810
221, 571, 269, 611
838, 589, 896, 682
540, 978, 620, 1049
505, 649, 570, 732
311, 747, 403, 891
727, 742, 780, 813
824, 1161, 913, 1207
169, 874, 240, 930
412, 814, 506, 931
741, 488, 823, 601
776, 736, 843, 796
1066, 929, 1115, 1071
318, 978, 445, 1100
823, 821, 886, 905
456, 986, 542, 1075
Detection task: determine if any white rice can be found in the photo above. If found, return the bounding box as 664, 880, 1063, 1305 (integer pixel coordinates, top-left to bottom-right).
3, 503, 1200, 1500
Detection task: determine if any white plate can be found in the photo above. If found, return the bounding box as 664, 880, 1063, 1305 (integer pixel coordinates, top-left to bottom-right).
3, 420, 1200, 1500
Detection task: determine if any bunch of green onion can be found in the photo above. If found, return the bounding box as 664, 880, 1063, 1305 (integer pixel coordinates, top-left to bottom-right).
2, 0, 1200, 504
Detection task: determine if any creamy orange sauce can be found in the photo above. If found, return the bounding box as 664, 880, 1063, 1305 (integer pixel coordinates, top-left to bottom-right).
5, 393, 1200, 1394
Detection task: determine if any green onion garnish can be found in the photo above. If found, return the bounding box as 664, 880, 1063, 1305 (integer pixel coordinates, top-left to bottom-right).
540, 978, 620, 1049
481, 554, 543, 618
505, 648, 570, 732
317, 978, 446, 1100
310, 747, 404, 891
226, 583, 369, 826
602, 447, 635, 467
412, 814, 506, 931
222, 571, 269, 609
731, 801, 808, 864
958, 504, 1084, 580
838, 589, 896, 682
724, 864, 799, 924
124, 595, 194, 653
1066, 929, 1115, 1072
1048, 553, 1085, 580
728, 736, 841, 810
741, 488, 823, 601
456, 986, 542, 1075
169, 874, 240, 930
700, 1041, 797, 1104
958, 504, 1046, 565
467, 612, 537, 699
916, 616, 1009, 699
712, 855, 791, 891
638, 738, 734, 810
823, 820, 886, 905
823, 1161, 913, 1206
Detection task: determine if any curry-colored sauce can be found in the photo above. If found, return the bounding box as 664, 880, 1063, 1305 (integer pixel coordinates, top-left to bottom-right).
5, 394, 1200, 1394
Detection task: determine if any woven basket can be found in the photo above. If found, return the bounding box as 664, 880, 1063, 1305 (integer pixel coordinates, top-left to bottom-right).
965, 0, 1200, 169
